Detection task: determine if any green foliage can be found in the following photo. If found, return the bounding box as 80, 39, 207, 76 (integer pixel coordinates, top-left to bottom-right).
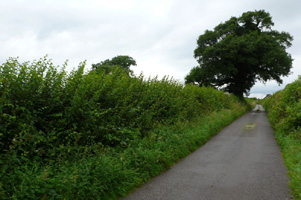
0, 57, 250, 199
186, 10, 293, 97
92, 55, 137, 75
263, 76, 301, 134
262, 76, 301, 199
0, 107, 249, 200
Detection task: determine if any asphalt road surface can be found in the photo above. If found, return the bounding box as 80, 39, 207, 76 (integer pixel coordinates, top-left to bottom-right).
122, 105, 291, 200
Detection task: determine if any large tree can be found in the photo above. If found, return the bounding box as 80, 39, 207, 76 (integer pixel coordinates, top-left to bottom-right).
185, 10, 293, 97
92, 55, 137, 75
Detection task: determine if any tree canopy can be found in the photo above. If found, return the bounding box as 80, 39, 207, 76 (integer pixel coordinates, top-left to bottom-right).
185, 10, 293, 97
92, 55, 137, 75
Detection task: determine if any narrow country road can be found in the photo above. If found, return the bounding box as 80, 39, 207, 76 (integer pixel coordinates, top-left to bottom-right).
122, 105, 291, 200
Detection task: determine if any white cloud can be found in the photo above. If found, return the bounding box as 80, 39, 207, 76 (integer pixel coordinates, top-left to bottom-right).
0, 0, 300, 94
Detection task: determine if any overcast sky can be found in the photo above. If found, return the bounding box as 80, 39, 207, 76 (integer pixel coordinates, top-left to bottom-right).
1, 0, 300, 97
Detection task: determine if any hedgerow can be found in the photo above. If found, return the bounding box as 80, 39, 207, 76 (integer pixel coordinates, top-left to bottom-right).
262, 76, 301, 199
0, 57, 250, 199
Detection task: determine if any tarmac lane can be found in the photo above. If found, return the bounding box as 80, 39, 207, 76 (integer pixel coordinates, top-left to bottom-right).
122, 105, 292, 200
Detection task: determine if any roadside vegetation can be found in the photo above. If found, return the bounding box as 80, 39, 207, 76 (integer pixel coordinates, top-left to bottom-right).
262, 76, 301, 199
0, 57, 252, 199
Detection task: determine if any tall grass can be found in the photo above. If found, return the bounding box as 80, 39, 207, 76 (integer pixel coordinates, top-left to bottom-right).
0, 57, 251, 199
262, 76, 301, 199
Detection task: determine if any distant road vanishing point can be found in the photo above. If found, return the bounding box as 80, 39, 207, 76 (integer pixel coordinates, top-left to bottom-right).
122, 105, 292, 200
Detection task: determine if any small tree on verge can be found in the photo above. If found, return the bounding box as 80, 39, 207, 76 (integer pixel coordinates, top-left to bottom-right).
185, 10, 293, 97
92, 55, 137, 75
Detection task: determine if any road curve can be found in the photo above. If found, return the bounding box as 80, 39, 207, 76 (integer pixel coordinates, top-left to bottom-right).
122, 105, 291, 200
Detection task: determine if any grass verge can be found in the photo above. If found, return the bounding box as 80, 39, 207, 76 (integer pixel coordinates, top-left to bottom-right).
274, 130, 301, 199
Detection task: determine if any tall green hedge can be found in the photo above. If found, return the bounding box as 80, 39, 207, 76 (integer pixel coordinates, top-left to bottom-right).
0, 57, 248, 199
0, 57, 241, 160
262, 76, 301, 199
